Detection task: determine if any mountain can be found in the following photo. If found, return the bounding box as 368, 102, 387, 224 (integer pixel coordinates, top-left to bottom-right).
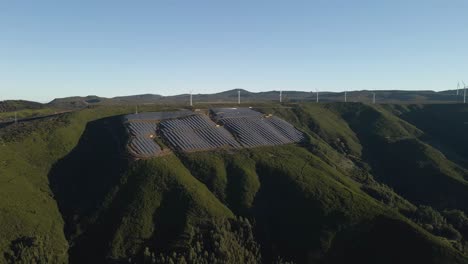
0, 100, 44, 112
46, 89, 466, 108
112, 94, 164, 104
47, 96, 108, 108
0, 100, 53, 124
0, 102, 467, 263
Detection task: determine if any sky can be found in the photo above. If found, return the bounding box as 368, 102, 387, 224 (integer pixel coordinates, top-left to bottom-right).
1, 0, 467, 102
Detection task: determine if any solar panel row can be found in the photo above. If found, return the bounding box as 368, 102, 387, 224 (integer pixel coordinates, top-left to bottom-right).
128, 137, 162, 157
127, 122, 157, 136
159, 115, 214, 131
212, 109, 304, 147
125, 110, 193, 122
210, 108, 262, 121
125, 118, 162, 157
265, 116, 304, 142
159, 114, 241, 152
220, 117, 286, 147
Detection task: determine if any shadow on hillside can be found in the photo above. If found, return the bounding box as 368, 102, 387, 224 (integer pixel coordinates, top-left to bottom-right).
48, 115, 130, 263
324, 215, 462, 264
338, 105, 468, 213
397, 104, 468, 168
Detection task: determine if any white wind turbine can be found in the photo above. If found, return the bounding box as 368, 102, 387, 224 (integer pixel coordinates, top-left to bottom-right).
189, 90, 193, 107
463, 81, 467, 104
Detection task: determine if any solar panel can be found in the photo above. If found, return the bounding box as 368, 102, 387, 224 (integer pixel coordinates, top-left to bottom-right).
159, 114, 241, 152
127, 122, 157, 136
125, 110, 194, 122
212, 109, 304, 148
210, 108, 263, 121
124, 109, 303, 156
128, 137, 162, 157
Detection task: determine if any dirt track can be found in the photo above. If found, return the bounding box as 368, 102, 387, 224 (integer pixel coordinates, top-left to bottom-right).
0, 111, 73, 128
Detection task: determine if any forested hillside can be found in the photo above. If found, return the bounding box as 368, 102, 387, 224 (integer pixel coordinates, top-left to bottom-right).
0, 103, 467, 263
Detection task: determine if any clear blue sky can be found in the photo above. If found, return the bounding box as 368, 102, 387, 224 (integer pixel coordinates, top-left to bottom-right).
1, 0, 467, 102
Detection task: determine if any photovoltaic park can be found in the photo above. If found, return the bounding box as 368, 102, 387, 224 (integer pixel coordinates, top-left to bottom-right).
212, 108, 304, 147
124, 110, 195, 158
123, 108, 304, 157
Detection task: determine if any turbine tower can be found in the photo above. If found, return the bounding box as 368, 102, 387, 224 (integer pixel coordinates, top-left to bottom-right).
344, 90, 347, 103
135, 105, 138, 115
238, 89, 241, 105
462, 81, 466, 103
464, 81, 467, 104
189, 90, 193, 107
316, 88, 319, 103
279, 90, 282, 103
372, 92, 376, 104
457, 82, 460, 96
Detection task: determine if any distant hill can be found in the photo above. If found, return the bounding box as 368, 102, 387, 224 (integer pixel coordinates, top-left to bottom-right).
47, 95, 107, 108
46, 89, 467, 108
112, 94, 164, 104
0, 100, 44, 112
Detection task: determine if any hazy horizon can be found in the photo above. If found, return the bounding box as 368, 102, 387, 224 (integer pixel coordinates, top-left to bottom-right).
1, 0, 467, 102
2, 86, 463, 103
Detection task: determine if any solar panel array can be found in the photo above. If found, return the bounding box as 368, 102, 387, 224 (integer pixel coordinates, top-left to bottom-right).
125, 110, 193, 122
127, 122, 157, 136
124, 109, 303, 156
125, 114, 162, 157
213, 108, 304, 147
127, 137, 162, 157
124, 111, 195, 157
211, 108, 262, 121
159, 114, 241, 152
265, 116, 304, 142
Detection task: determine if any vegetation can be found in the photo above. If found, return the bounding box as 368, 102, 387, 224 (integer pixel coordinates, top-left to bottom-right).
139, 217, 261, 264
0, 100, 43, 112
0, 102, 467, 263
0, 105, 185, 263
0, 108, 63, 122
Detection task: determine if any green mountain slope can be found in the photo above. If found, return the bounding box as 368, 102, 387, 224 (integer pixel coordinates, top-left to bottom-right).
387, 104, 468, 166
0, 103, 467, 263
179, 146, 466, 264
329, 103, 468, 213
0, 105, 174, 263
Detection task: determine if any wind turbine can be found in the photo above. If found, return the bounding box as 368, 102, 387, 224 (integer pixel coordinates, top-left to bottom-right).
457, 82, 460, 96
344, 90, 347, 103
463, 81, 467, 104
189, 90, 193, 107
238, 89, 241, 105
316, 88, 319, 103
372, 92, 376, 104
279, 90, 282, 103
